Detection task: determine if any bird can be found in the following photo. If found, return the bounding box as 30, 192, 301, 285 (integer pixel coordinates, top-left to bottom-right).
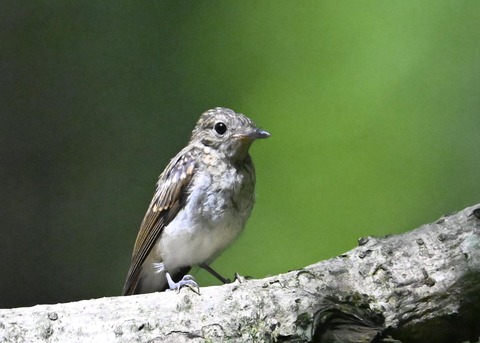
122, 107, 269, 295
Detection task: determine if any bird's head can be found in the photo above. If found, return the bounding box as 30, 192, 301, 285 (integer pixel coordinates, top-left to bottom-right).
191, 107, 270, 162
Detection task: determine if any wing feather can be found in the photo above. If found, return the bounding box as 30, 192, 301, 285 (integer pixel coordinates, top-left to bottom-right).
122, 149, 196, 295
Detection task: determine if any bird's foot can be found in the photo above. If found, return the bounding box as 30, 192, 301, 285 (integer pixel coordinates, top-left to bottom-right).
166, 272, 200, 294
233, 272, 245, 283
233, 272, 254, 283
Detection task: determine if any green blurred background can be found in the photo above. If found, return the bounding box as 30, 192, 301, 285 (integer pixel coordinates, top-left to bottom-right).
1, 1, 479, 308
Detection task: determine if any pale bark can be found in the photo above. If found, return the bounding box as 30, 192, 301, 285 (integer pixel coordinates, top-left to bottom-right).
1, 204, 480, 343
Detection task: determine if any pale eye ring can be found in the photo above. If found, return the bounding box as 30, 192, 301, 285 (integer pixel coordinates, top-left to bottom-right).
214, 122, 227, 135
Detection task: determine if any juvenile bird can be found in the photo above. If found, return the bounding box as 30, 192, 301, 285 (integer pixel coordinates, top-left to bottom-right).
122, 107, 269, 295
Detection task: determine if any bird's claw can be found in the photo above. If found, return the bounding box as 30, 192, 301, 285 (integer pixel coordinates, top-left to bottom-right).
166, 272, 200, 294
234, 272, 245, 283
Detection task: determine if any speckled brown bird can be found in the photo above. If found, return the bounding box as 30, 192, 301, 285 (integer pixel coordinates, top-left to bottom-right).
122, 107, 269, 295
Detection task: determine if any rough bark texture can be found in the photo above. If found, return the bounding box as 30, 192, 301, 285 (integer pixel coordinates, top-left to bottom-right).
1, 204, 480, 343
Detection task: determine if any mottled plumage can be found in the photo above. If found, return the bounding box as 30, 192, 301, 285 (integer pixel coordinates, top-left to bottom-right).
122, 107, 269, 295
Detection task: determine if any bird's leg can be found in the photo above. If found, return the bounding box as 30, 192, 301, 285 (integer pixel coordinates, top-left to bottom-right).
199, 263, 232, 284
166, 272, 200, 294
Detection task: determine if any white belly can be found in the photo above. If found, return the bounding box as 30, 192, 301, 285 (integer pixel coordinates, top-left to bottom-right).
158, 209, 242, 269
156, 168, 254, 270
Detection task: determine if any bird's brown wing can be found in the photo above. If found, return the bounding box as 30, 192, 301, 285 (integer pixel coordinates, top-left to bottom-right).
122, 149, 196, 295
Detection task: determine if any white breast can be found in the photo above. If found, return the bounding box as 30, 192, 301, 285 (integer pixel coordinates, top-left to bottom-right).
157, 165, 255, 270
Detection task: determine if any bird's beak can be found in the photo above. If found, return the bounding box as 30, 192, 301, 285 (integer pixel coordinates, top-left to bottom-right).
240, 128, 270, 140
252, 128, 270, 139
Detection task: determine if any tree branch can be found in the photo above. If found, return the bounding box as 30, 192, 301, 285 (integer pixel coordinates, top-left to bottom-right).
1, 204, 480, 343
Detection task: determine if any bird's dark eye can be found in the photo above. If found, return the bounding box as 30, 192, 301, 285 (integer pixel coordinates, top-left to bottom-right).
214, 122, 227, 135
